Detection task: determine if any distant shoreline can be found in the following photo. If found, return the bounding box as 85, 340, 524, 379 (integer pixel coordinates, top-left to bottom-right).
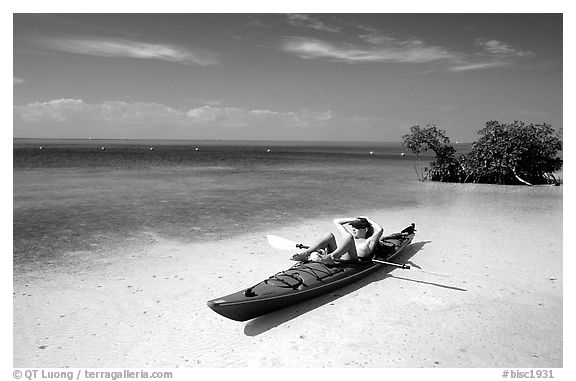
13, 138, 477, 149
13, 137, 405, 146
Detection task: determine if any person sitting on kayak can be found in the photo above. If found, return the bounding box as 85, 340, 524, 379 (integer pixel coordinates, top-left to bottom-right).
291, 216, 383, 264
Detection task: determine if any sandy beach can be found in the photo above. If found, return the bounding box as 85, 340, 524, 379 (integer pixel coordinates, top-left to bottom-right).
13, 183, 562, 368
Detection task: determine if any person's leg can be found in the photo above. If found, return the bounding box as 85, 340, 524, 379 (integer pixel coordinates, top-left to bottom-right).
291, 233, 337, 260
307, 233, 338, 254
328, 234, 358, 261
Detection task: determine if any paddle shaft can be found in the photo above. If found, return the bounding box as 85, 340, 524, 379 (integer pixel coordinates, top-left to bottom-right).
367, 257, 449, 276
371, 258, 411, 269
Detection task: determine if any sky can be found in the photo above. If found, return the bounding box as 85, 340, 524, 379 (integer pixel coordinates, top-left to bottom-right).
13, 13, 563, 142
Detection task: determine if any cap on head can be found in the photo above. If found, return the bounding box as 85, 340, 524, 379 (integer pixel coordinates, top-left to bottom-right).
349, 217, 370, 229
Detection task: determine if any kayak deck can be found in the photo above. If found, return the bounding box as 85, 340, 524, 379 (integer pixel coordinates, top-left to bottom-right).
207, 228, 415, 321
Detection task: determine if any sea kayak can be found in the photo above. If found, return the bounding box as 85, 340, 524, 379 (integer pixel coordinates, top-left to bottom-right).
207, 224, 416, 321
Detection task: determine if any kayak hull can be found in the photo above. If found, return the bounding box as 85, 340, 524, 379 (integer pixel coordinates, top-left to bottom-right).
207, 230, 414, 321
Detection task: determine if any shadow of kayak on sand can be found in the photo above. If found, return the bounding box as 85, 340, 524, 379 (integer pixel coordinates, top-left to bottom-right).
244, 240, 465, 336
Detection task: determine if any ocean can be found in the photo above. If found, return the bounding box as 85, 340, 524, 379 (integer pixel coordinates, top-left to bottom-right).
13, 139, 470, 269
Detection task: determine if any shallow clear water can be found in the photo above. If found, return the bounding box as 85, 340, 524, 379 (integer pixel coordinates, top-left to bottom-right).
16, 138, 547, 268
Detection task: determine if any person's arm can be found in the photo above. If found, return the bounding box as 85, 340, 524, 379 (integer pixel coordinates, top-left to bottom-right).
362, 216, 384, 253
333, 217, 357, 225
332, 217, 356, 237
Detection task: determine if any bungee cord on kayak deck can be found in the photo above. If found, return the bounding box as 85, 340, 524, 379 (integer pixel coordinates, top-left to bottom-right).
245, 262, 343, 296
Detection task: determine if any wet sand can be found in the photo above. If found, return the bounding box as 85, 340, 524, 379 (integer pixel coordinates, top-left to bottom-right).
13, 184, 563, 368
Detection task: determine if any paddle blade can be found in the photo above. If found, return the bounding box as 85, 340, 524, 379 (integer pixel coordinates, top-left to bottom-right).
266, 235, 299, 251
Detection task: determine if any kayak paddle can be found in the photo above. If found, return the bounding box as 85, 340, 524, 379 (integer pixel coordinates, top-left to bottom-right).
266, 234, 309, 250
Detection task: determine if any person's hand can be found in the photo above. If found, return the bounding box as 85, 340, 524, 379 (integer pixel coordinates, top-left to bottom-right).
320, 254, 335, 265
291, 252, 309, 261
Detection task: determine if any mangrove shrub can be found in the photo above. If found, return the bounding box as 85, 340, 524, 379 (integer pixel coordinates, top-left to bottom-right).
462, 121, 562, 185
401, 124, 461, 182
402, 121, 562, 185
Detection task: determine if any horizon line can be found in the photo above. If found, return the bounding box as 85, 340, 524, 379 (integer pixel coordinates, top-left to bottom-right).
12, 137, 472, 144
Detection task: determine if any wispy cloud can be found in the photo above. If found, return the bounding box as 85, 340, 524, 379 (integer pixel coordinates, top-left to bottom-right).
279, 16, 457, 64
186, 105, 332, 127
15, 99, 94, 123
282, 36, 533, 72
447, 61, 510, 72
189, 98, 224, 107
447, 39, 532, 72
14, 99, 332, 128
35, 36, 219, 66
476, 39, 531, 57
14, 76, 25, 85
286, 14, 340, 33
282, 37, 456, 64
276, 17, 533, 72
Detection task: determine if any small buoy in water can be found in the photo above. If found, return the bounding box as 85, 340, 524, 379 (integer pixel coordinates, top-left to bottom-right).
149, 147, 154, 151
39, 146, 44, 150
369, 151, 374, 155
195, 147, 199, 151
267, 149, 271, 153
401, 152, 406, 156
101, 147, 106, 151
